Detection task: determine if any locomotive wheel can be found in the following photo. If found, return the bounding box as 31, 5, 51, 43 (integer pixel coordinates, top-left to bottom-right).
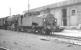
32, 29, 41, 34
41, 29, 51, 35
41, 29, 47, 35
26, 29, 32, 33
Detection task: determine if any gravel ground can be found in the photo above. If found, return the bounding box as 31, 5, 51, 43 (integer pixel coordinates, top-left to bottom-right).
0, 29, 81, 50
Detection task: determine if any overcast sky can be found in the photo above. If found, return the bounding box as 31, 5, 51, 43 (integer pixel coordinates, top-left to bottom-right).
0, 0, 66, 18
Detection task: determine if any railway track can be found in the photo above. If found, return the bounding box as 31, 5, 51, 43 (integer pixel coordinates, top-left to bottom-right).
38, 33, 81, 46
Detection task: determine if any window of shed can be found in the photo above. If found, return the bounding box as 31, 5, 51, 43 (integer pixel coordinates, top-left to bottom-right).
72, 10, 76, 15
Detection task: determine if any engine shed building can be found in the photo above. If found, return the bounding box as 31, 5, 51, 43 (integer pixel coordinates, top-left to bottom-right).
49, 0, 81, 27
23, 0, 81, 28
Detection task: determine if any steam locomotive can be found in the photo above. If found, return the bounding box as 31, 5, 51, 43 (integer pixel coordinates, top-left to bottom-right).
16, 12, 64, 35
0, 11, 64, 35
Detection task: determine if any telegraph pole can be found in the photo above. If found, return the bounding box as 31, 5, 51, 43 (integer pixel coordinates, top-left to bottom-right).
28, 0, 30, 13
10, 8, 11, 17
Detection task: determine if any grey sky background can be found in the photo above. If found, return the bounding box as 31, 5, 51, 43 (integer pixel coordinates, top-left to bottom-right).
0, 0, 66, 18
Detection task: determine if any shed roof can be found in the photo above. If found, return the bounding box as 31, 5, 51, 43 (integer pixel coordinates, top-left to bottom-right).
29, 0, 81, 12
